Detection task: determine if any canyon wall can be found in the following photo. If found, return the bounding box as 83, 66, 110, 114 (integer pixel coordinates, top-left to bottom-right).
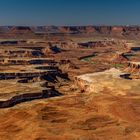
57, 26, 140, 38
124, 62, 140, 79
0, 89, 61, 108
1, 26, 140, 39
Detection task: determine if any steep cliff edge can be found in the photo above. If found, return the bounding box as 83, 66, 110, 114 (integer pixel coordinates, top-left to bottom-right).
57, 26, 140, 39
0, 89, 61, 108
75, 68, 140, 95
124, 62, 140, 79
2, 26, 140, 39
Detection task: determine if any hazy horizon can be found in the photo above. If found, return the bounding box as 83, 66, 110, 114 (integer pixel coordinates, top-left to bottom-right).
0, 0, 140, 26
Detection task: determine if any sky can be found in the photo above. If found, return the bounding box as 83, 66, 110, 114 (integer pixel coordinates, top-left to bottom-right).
0, 0, 140, 26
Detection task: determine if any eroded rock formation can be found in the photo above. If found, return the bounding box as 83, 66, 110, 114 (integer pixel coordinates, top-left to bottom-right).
124, 62, 140, 79
0, 89, 61, 108
78, 40, 128, 49
9, 26, 34, 34
112, 52, 129, 63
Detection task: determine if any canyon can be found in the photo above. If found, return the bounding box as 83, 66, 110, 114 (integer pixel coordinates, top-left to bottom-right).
0, 26, 139, 140
1, 25, 140, 39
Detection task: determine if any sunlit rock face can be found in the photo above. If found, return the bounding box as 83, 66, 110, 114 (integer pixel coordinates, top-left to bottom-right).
56, 26, 140, 38
0, 25, 140, 140
9, 26, 34, 34
76, 68, 140, 95
124, 62, 140, 79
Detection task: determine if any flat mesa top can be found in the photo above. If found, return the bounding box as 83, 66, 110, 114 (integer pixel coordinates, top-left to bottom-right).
0, 80, 46, 101
77, 68, 125, 83
130, 62, 140, 65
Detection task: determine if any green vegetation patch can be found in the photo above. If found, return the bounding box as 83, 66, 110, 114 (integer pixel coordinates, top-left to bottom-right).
112, 63, 124, 68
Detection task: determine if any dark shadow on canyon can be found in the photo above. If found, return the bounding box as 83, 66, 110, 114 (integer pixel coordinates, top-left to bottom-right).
0, 90, 62, 108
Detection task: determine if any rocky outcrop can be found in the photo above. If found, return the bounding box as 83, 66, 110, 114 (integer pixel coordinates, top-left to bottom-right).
0, 70, 60, 80
78, 40, 128, 48
52, 26, 140, 39
9, 26, 34, 34
58, 59, 78, 70
0, 49, 45, 58
0, 59, 56, 65
43, 41, 79, 49
2, 25, 140, 39
0, 65, 68, 108
125, 62, 140, 72
42, 43, 61, 55
111, 26, 124, 34
32, 25, 140, 37
75, 77, 91, 92
0, 89, 61, 108
112, 52, 128, 63
75, 68, 136, 94
124, 62, 140, 79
